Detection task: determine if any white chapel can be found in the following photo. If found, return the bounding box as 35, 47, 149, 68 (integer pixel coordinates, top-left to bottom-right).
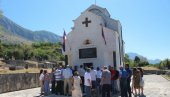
64, 5, 124, 69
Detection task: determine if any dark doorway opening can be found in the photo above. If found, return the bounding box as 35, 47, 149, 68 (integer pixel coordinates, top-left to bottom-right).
65, 55, 68, 66
113, 52, 117, 69
83, 63, 93, 69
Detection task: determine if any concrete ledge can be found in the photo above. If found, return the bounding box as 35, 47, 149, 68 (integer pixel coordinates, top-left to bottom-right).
0, 73, 40, 94
143, 70, 167, 75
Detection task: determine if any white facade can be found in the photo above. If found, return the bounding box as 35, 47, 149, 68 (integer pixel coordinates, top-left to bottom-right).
64, 5, 124, 69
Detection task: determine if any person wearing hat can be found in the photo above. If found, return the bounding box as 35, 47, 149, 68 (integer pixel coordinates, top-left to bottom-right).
62, 65, 73, 96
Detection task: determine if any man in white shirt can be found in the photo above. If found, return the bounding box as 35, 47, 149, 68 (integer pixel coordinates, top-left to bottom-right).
84, 68, 92, 97
39, 69, 44, 95
62, 65, 73, 96
90, 67, 97, 91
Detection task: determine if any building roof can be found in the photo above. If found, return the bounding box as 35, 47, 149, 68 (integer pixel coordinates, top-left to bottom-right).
83, 5, 121, 32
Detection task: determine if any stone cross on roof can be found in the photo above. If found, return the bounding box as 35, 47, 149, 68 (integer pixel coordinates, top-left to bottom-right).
82, 17, 91, 27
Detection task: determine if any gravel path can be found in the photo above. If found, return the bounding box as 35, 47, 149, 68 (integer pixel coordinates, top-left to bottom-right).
0, 75, 169, 97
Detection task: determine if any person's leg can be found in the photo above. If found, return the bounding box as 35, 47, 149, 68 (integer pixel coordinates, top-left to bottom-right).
111, 80, 115, 94
122, 79, 125, 97
68, 78, 72, 95
106, 84, 111, 97
58, 81, 63, 95
44, 81, 47, 95
134, 87, 137, 95
127, 79, 131, 97
102, 84, 106, 97
131, 80, 134, 94
52, 81, 55, 94
81, 76, 85, 93
141, 87, 143, 95
40, 81, 43, 94
93, 81, 97, 92
138, 88, 140, 95
121, 78, 128, 97
55, 81, 59, 95
47, 81, 50, 95
99, 79, 102, 93
114, 80, 118, 93
120, 79, 124, 97
64, 79, 67, 95
61, 80, 64, 95
124, 80, 128, 97
85, 86, 91, 97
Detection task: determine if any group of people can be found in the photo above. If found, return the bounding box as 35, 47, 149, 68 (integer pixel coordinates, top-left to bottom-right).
119, 64, 144, 97
39, 64, 144, 97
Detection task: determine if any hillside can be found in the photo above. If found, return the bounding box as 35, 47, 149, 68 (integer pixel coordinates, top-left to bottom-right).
0, 26, 32, 44
127, 52, 161, 64
0, 16, 61, 44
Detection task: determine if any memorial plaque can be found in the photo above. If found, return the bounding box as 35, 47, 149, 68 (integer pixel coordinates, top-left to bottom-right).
79, 48, 97, 59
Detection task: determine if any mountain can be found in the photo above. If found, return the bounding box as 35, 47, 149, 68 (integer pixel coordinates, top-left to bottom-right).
148, 59, 161, 64
127, 52, 161, 64
127, 52, 148, 62
0, 16, 61, 44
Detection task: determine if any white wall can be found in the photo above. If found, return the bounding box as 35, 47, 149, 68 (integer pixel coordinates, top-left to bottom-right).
65, 10, 123, 69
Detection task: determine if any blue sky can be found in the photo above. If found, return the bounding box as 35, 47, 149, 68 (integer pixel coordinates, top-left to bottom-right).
0, 0, 170, 60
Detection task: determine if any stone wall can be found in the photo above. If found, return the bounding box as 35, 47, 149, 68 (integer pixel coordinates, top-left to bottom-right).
144, 70, 167, 75
0, 73, 40, 94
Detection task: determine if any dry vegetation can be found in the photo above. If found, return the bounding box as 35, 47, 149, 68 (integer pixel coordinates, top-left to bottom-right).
142, 66, 160, 70
0, 68, 51, 74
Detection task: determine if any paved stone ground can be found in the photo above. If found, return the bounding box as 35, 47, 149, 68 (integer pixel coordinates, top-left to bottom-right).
0, 74, 170, 97
142, 75, 170, 97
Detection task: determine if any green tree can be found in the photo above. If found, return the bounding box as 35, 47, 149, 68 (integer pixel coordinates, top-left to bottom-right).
134, 56, 140, 66
124, 54, 130, 63
165, 59, 170, 69
3, 50, 13, 60
13, 49, 24, 60
138, 61, 149, 67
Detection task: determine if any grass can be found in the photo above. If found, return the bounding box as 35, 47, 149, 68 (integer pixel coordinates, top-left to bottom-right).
0, 68, 51, 74
142, 66, 160, 70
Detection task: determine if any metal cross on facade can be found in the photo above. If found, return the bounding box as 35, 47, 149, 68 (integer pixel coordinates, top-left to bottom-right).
82, 17, 91, 27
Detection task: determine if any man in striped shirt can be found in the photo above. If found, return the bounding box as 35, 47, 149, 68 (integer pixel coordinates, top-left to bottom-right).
54, 66, 63, 95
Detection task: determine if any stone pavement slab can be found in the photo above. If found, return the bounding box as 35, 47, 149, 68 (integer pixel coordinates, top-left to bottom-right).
143, 74, 170, 97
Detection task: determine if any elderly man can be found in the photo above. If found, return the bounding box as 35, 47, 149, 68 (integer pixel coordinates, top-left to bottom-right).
101, 66, 111, 97
62, 65, 73, 96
